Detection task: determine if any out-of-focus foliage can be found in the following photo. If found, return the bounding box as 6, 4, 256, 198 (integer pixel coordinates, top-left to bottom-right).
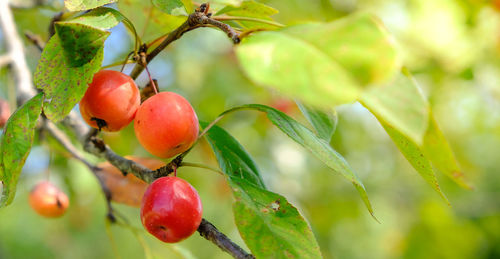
1, 0, 500, 259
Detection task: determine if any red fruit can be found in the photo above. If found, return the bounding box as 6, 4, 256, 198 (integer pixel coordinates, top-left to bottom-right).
0, 99, 10, 128
29, 181, 69, 218
140, 176, 203, 243
80, 70, 140, 132
134, 92, 199, 158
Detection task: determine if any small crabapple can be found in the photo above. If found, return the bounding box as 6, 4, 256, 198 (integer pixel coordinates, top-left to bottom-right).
80, 70, 140, 132
140, 176, 203, 243
29, 181, 69, 218
134, 92, 199, 158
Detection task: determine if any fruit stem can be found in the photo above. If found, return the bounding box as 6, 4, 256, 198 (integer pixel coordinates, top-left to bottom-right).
180, 162, 224, 175
143, 59, 158, 95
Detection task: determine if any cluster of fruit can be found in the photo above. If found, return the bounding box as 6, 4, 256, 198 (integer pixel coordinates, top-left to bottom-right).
29, 70, 203, 243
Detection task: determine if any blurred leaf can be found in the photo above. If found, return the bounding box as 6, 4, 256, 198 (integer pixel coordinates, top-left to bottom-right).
229, 177, 322, 259
96, 157, 165, 207
236, 31, 360, 107
202, 122, 266, 188
297, 102, 337, 142
423, 116, 473, 189
362, 72, 472, 193
0, 93, 44, 207
54, 22, 109, 67
361, 73, 429, 145
221, 104, 375, 218
152, 0, 188, 15
283, 13, 400, 85
118, 0, 186, 42
210, 0, 242, 7
381, 121, 449, 203
34, 34, 104, 122
64, 0, 117, 11
216, 0, 279, 29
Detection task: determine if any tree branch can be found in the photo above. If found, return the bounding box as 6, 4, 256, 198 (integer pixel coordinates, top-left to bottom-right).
130, 4, 240, 79
0, 0, 37, 103
198, 219, 255, 259
3, 2, 254, 259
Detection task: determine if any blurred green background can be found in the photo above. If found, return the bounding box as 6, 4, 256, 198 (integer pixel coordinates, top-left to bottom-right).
1, 0, 500, 258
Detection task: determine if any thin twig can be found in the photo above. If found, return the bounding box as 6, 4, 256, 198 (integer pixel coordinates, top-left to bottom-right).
130, 6, 240, 79
24, 31, 45, 51
43, 119, 117, 221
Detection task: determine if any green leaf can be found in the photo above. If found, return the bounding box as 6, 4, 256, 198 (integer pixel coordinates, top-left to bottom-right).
34, 34, 105, 122
380, 120, 449, 204
236, 13, 399, 107
201, 122, 266, 189
70, 7, 140, 50
216, 0, 279, 29
221, 104, 375, 218
152, 0, 188, 15
236, 31, 361, 107
423, 115, 473, 189
283, 13, 400, 85
210, 0, 242, 7
360, 73, 429, 145
118, 0, 186, 42
54, 22, 109, 67
69, 7, 126, 30
297, 102, 337, 142
0, 93, 44, 207
64, 0, 117, 11
362, 72, 472, 198
229, 177, 322, 259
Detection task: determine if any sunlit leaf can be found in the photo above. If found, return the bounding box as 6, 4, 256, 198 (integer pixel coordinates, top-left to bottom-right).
216, 0, 279, 29
381, 121, 449, 203
230, 177, 322, 259
423, 115, 473, 189
221, 104, 375, 218
152, 0, 188, 15
236, 13, 400, 108
64, 0, 117, 11
360, 73, 429, 145
236, 31, 360, 107
202, 122, 266, 188
34, 33, 105, 122
70, 7, 126, 30
363, 72, 472, 197
118, 0, 186, 42
297, 102, 337, 142
283, 13, 400, 85
0, 93, 44, 207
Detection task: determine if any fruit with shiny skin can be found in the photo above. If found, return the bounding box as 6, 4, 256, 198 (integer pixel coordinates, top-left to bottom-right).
134, 92, 199, 158
140, 176, 203, 243
80, 70, 140, 132
29, 181, 69, 218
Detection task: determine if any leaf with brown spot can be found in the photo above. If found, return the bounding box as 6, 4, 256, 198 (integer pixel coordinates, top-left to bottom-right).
0, 93, 44, 207
96, 157, 165, 207
34, 28, 106, 122
229, 177, 322, 259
